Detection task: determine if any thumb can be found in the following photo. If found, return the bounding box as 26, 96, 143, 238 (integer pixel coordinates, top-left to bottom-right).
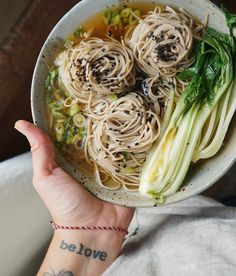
15, 120, 58, 180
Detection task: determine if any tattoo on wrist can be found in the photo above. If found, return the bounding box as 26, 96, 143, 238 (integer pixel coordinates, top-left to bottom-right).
43, 268, 73, 276
60, 240, 107, 261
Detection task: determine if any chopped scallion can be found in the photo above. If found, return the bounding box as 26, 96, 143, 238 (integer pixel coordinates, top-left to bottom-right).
73, 26, 83, 37
69, 104, 81, 116
103, 10, 111, 25
108, 94, 118, 101
111, 14, 121, 25
64, 39, 74, 49
121, 8, 131, 18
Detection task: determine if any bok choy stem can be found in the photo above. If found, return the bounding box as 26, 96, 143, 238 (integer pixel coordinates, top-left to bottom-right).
140, 19, 236, 202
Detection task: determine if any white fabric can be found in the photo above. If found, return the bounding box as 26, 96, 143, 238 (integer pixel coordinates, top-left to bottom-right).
0, 152, 236, 276
0, 153, 52, 276
104, 196, 236, 276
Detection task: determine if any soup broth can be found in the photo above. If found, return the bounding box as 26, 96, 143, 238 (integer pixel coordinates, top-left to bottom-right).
45, 1, 205, 192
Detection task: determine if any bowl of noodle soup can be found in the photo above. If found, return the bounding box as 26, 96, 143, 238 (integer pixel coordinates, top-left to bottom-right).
31, 0, 236, 207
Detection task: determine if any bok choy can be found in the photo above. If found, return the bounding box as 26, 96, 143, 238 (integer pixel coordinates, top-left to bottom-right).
140, 12, 236, 202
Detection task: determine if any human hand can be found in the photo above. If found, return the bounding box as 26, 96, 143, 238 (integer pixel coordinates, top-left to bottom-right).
15, 120, 134, 229
15, 120, 135, 275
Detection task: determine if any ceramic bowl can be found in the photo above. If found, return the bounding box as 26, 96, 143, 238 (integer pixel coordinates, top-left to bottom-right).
31, 0, 236, 207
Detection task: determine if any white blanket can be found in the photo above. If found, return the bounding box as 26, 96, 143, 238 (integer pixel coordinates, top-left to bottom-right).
104, 197, 236, 276
0, 153, 236, 276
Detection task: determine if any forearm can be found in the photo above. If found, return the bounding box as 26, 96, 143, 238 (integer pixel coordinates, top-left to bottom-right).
37, 230, 125, 276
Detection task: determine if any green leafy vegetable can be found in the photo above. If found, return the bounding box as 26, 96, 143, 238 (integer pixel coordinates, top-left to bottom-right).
221, 5, 236, 34
140, 22, 236, 202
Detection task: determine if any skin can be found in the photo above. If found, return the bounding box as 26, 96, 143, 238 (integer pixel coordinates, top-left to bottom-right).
15, 120, 134, 276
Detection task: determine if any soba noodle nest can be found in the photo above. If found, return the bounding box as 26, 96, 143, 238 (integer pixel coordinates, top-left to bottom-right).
142, 73, 187, 114
57, 37, 136, 104
86, 93, 160, 190
127, 6, 204, 77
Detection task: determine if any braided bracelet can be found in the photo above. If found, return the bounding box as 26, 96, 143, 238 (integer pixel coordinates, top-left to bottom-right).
50, 221, 129, 234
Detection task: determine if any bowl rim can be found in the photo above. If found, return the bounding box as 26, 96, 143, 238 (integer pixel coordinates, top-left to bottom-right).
31, 0, 236, 207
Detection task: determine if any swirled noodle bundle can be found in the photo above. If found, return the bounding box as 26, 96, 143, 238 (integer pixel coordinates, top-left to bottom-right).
86, 93, 160, 190
142, 73, 187, 116
57, 37, 136, 104
128, 6, 204, 77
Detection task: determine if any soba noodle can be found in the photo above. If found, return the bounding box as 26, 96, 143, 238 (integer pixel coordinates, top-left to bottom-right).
57, 37, 136, 104
127, 6, 204, 77
85, 93, 160, 190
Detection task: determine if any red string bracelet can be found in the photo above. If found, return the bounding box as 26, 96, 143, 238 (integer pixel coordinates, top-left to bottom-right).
50, 221, 129, 235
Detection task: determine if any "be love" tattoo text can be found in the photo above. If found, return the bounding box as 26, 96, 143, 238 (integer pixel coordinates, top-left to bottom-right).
59, 240, 107, 261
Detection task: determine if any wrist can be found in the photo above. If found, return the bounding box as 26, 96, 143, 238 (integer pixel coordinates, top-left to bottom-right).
38, 229, 125, 276
44, 229, 124, 276
54, 228, 125, 259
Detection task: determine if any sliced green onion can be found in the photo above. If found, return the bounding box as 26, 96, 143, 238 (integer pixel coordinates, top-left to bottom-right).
73, 26, 83, 37
46, 95, 54, 104
103, 10, 111, 25
55, 122, 65, 142
121, 8, 131, 18
108, 94, 118, 101
73, 113, 86, 128
48, 101, 63, 111
78, 127, 87, 138
52, 110, 65, 120
69, 104, 81, 116
64, 40, 74, 49
62, 118, 74, 144
111, 14, 121, 25
111, 9, 120, 18
45, 67, 58, 92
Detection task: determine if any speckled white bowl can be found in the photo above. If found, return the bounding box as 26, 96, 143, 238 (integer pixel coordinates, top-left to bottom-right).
31, 0, 236, 207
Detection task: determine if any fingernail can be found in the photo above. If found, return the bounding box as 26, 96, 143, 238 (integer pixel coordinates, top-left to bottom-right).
14, 121, 21, 130
14, 120, 25, 132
